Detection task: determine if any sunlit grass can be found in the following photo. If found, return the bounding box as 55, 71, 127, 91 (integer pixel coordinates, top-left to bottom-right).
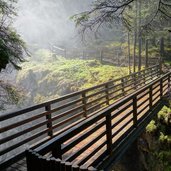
16, 51, 129, 103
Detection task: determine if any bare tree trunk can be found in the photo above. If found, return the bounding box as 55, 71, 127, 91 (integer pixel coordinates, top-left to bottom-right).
128, 32, 131, 74
145, 39, 149, 68
160, 37, 164, 73
160, 37, 165, 57
133, 33, 137, 73
133, 0, 138, 73
138, 0, 142, 72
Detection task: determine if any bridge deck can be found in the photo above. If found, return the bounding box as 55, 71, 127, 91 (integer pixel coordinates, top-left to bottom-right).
61, 87, 162, 167
6, 79, 166, 171
1, 67, 169, 171
2, 159, 26, 171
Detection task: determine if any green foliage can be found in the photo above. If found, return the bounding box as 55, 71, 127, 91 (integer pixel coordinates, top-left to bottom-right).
72, 0, 171, 34
71, 13, 90, 27
158, 106, 171, 124
0, 0, 27, 71
16, 51, 128, 104
33, 49, 61, 62
158, 150, 171, 171
159, 132, 170, 143
144, 105, 171, 170
146, 120, 157, 133
0, 28, 27, 71
0, 81, 24, 110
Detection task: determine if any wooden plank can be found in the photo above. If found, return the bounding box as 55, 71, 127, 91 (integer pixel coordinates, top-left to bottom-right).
86, 94, 107, 107
62, 120, 106, 154
111, 110, 133, 130
0, 128, 49, 156
0, 65, 166, 169
77, 142, 106, 166
0, 111, 49, 133
65, 131, 106, 162
72, 164, 79, 171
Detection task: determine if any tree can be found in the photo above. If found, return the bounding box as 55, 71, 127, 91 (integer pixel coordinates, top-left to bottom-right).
0, 0, 27, 109
0, 0, 27, 71
73, 0, 171, 34
0, 80, 23, 110
72, 0, 171, 71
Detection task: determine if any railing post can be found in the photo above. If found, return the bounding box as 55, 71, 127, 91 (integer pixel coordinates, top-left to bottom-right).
138, 72, 141, 86
66, 162, 72, 171
83, 51, 85, 59
72, 164, 79, 171
82, 92, 87, 118
105, 83, 110, 105
88, 166, 97, 171
150, 68, 153, 80
64, 49, 67, 58
50, 158, 61, 171
45, 104, 53, 137
149, 85, 153, 109
80, 166, 88, 171
52, 143, 62, 159
133, 96, 137, 127
133, 73, 137, 89
168, 74, 171, 93
26, 149, 33, 171
61, 161, 66, 171
160, 78, 163, 98
145, 39, 149, 68
100, 50, 103, 63
121, 78, 125, 96
143, 70, 146, 84
157, 65, 160, 77
155, 65, 158, 77
105, 112, 112, 155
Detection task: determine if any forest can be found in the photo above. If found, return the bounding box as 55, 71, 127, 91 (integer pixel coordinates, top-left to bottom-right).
0, 0, 171, 171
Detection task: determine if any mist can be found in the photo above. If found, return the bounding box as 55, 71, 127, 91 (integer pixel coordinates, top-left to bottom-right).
14, 0, 92, 49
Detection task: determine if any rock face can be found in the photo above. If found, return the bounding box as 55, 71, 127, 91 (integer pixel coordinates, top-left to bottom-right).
16, 66, 71, 106
14, 57, 128, 108
109, 140, 146, 171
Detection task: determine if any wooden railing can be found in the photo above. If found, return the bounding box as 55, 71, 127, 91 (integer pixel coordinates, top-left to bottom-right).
52, 47, 159, 66
0, 65, 160, 168
26, 71, 171, 171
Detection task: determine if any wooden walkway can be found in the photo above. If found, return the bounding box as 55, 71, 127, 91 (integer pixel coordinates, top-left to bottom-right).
2, 159, 26, 171
61, 86, 161, 167
26, 72, 170, 171
2, 89, 159, 171
0, 65, 168, 171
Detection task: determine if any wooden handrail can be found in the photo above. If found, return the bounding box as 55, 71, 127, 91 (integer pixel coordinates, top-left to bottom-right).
0, 64, 161, 169
0, 64, 159, 121
35, 71, 170, 153
25, 71, 171, 171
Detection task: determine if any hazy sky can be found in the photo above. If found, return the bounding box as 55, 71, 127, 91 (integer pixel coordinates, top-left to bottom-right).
14, 0, 91, 48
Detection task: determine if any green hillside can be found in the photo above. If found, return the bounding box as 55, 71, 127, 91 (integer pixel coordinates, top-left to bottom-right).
16, 49, 128, 104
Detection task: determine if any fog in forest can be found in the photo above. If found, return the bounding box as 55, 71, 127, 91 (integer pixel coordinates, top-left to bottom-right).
14, 0, 92, 48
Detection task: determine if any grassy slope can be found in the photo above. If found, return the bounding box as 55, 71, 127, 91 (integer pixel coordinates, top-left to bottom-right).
16, 50, 128, 104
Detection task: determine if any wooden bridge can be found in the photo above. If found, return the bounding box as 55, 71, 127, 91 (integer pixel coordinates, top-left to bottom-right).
0, 65, 170, 171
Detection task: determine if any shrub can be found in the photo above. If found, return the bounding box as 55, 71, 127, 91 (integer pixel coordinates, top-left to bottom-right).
146, 120, 157, 133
